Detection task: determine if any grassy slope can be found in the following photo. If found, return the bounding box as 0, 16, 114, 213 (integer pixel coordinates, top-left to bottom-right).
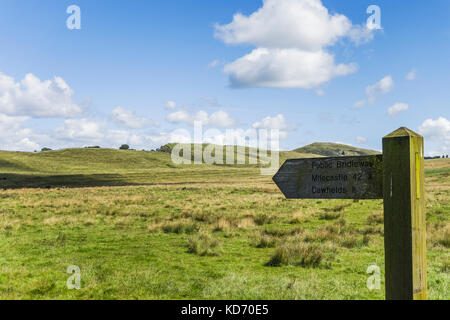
0, 149, 448, 300
294, 142, 380, 157
0, 147, 318, 188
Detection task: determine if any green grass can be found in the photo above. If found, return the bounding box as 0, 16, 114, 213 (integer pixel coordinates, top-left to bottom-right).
0, 149, 448, 300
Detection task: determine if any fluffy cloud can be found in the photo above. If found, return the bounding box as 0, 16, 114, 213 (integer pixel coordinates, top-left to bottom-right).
166, 110, 235, 127
57, 119, 104, 141
215, 0, 372, 88
165, 101, 177, 110
253, 114, 287, 130
0, 113, 51, 151
418, 117, 450, 155
112, 106, 158, 129
0, 73, 82, 118
215, 0, 352, 50
387, 102, 409, 116
55, 118, 170, 148
355, 75, 394, 107
252, 114, 290, 139
224, 48, 357, 88
418, 117, 450, 141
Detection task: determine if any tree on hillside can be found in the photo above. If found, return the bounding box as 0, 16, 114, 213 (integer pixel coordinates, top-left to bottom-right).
119, 144, 130, 150
41, 147, 52, 152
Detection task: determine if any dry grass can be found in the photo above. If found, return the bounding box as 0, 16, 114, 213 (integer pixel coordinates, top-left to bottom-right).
267, 242, 324, 268
428, 222, 450, 248
367, 211, 384, 225
187, 231, 222, 256
162, 220, 199, 234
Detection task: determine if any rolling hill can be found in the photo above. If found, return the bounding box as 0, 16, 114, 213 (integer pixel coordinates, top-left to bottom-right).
294, 142, 381, 157
0, 142, 380, 188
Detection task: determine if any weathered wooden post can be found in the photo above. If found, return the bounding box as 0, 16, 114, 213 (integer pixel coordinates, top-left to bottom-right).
382, 127, 427, 300
273, 127, 427, 300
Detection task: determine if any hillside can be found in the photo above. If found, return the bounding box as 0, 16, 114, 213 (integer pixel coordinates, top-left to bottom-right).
0, 146, 318, 188
294, 142, 380, 157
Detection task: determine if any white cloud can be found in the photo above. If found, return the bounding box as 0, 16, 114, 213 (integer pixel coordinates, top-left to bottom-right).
418, 117, 450, 155
165, 101, 177, 110
208, 110, 236, 127
252, 114, 290, 139
0, 72, 82, 118
215, 0, 353, 50
356, 136, 368, 144
387, 102, 409, 116
347, 24, 375, 46
57, 119, 104, 141
166, 110, 235, 127
406, 69, 417, 81
224, 48, 357, 89
418, 117, 450, 141
0, 113, 51, 151
253, 114, 287, 130
215, 0, 373, 89
355, 75, 394, 107
111, 106, 158, 129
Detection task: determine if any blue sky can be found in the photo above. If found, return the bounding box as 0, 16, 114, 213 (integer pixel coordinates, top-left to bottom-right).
0, 0, 448, 155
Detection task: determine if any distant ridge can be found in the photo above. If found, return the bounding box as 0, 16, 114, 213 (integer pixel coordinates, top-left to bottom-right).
293, 142, 380, 157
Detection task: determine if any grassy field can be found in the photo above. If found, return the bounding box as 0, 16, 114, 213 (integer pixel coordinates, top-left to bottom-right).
0, 148, 448, 300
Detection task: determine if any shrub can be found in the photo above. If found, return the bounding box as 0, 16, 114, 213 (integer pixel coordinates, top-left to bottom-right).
119, 144, 130, 150
41, 147, 52, 152
267, 242, 323, 268
187, 232, 221, 256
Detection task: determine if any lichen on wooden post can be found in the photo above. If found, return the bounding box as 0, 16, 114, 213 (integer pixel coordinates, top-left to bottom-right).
382, 127, 427, 300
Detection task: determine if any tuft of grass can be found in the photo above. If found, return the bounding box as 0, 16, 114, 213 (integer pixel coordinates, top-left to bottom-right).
440, 259, 450, 273
162, 220, 199, 234
359, 225, 383, 235
266, 242, 324, 268
428, 223, 450, 248
339, 234, 370, 248
212, 218, 232, 232
253, 213, 274, 226
367, 211, 384, 225
317, 211, 341, 220
263, 226, 303, 237
187, 231, 221, 256
256, 234, 278, 248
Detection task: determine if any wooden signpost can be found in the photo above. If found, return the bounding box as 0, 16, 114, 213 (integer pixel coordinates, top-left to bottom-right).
273, 127, 427, 300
